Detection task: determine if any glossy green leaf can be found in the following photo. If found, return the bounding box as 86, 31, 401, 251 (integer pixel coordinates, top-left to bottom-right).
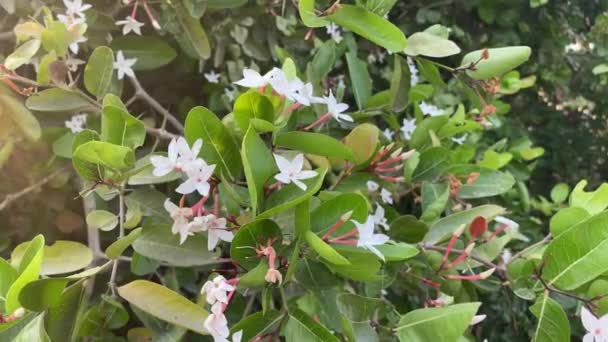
86, 210, 118, 231
389, 215, 429, 243
233, 92, 274, 131
110, 36, 177, 70
4, 39, 41, 70
175, 0, 211, 60
305, 231, 350, 266
84, 46, 115, 98
530, 293, 570, 342
46, 282, 84, 342
0, 258, 17, 298
231, 311, 283, 341
389, 55, 411, 113
0, 94, 41, 142
105, 227, 143, 259
118, 280, 209, 335
328, 5, 407, 52
543, 211, 608, 290
412, 146, 451, 181
12, 240, 93, 276
71, 129, 101, 180
73, 140, 135, 171
295, 258, 342, 290
284, 307, 340, 342
310, 192, 368, 236
448, 165, 516, 199
185, 106, 242, 179
276, 132, 355, 161
12, 313, 49, 342
241, 126, 277, 214
26, 88, 93, 112
410, 116, 449, 150
345, 51, 372, 110
230, 219, 282, 270
569, 180, 608, 216
101, 104, 146, 149
461, 46, 532, 80
549, 207, 590, 236
404, 32, 460, 57
424, 205, 505, 244
6, 235, 44, 314
337, 293, 387, 322
298, 0, 328, 27
324, 250, 382, 281
395, 302, 481, 342
343, 123, 379, 164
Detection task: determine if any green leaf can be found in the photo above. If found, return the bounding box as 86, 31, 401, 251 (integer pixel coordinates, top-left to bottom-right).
6, 235, 44, 314
185, 106, 242, 179
41, 22, 68, 56
343, 123, 380, 164
542, 211, 608, 290
230, 219, 282, 270
478, 150, 513, 170
105, 227, 143, 259
26, 88, 93, 112
284, 307, 340, 342
110, 36, 177, 70
389, 215, 429, 243
310, 192, 368, 237
295, 258, 342, 290
337, 293, 386, 322
128, 153, 181, 185
305, 231, 350, 266
175, 0, 211, 60
421, 182, 449, 222
298, 0, 328, 27
448, 165, 516, 199
395, 303, 481, 342
19, 278, 70, 311
132, 220, 220, 267
345, 51, 372, 110
333, 242, 419, 262
11, 240, 93, 276
412, 146, 451, 182
0, 258, 17, 298
86, 210, 118, 232
424, 205, 505, 244
549, 207, 590, 236
71, 130, 101, 180
389, 55, 411, 113
0, 313, 38, 340
73, 140, 135, 170
0, 94, 41, 142
410, 116, 449, 151
230, 310, 283, 341
260, 167, 327, 218
13, 313, 49, 342
404, 32, 460, 57
241, 126, 277, 214
46, 282, 84, 342
569, 180, 608, 216
4, 39, 41, 70
238, 260, 270, 288
592, 64, 608, 75
460, 46, 532, 80
328, 5, 407, 52
276, 132, 356, 161
118, 280, 209, 335
324, 250, 381, 281
233, 92, 274, 132
530, 293, 570, 342
310, 40, 336, 83
84, 46, 115, 98
550, 183, 570, 204
126, 188, 171, 221
101, 104, 146, 149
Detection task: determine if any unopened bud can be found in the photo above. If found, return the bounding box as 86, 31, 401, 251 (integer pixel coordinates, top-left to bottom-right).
464, 242, 475, 255
481, 49, 490, 60
400, 149, 416, 160
340, 210, 354, 222
453, 224, 467, 237
152, 20, 161, 30
479, 268, 496, 280
12, 308, 25, 319
390, 147, 403, 158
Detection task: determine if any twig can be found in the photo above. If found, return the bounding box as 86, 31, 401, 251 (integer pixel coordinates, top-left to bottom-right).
535, 263, 596, 307
0, 167, 67, 211
146, 126, 179, 140
421, 244, 499, 270
128, 75, 184, 133
108, 188, 125, 296
0, 32, 14, 41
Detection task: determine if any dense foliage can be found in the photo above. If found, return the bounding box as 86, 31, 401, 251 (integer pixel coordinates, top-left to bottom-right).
0, 0, 607, 341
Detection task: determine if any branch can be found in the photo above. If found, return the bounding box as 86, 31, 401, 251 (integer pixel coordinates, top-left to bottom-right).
128, 75, 184, 133
0, 32, 14, 41
420, 244, 506, 281
0, 167, 67, 211
146, 126, 179, 140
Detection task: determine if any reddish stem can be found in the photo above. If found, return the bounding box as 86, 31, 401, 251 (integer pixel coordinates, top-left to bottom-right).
302, 112, 331, 131
328, 239, 357, 246
322, 218, 348, 240
329, 228, 358, 242
484, 223, 508, 242
282, 102, 301, 116
130, 1, 139, 18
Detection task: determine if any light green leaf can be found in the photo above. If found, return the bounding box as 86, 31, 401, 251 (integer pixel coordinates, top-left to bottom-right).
461, 46, 532, 80
6, 235, 44, 314
310, 192, 368, 236
0, 94, 41, 142
550, 183, 570, 204
549, 207, 590, 236
230, 219, 282, 270
395, 303, 481, 342
569, 180, 608, 215
230, 310, 283, 341
4, 39, 41, 70
346, 51, 372, 110
424, 205, 505, 244
84, 46, 115, 98
73, 140, 135, 170
101, 104, 146, 149
105, 227, 143, 259
0, 258, 17, 298
45, 282, 84, 342
412, 146, 451, 182
11, 240, 93, 276
86, 210, 118, 232
328, 5, 407, 52
241, 126, 277, 214
298, 0, 328, 27
175, 0, 211, 60
305, 231, 350, 266
13, 313, 49, 342
420, 182, 449, 222
284, 307, 340, 342
530, 293, 570, 342
110, 36, 177, 70
41, 22, 68, 56
592, 64, 608, 75
389, 55, 411, 113
185, 106, 242, 180
448, 165, 515, 199
26, 88, 93, 112
118, 280, 209, 335
404, 32, 460, 58
233, 92, 274, 132
343, 123, 379, 164
276, 132, 356, 161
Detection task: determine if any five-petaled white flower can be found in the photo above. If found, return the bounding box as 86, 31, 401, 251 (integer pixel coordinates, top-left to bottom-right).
150, 137, 203, 177
233, 68, 269, 88
201, 275, 235, 305
65, 114, 87, 133
231, 331, 243, 342
325, 23, 343, 43
367, 180, 379, 192
113, 51, 137, 80
266, 68, 291, 98
353, 216, 390, 261
204, 214, 234, 251
204, 70, 221, 84
176, 163, 216, 196
224, 87, 237, 102
420, 101, 444, 116
63, 0, 91, 18
371, 204, 389, 230
164, 199, 194, 244
452, 134, 468, 145
495, 215, 529, 242
383, 128, 395, 141
324, 90, 352, 123
273, 153, 317, 191
380, 188, 393, 204
288, 80, 324, 106
401, 118, 417, 140
115, 16, 144, 35
204, 302, 230, 342
581, 306, 608, 342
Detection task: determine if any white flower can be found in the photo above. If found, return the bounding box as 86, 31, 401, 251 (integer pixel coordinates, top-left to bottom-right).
234, 68, 268, 88
325, 23, 343, 43
383, 128, 395, 141
115, 16, 144, 35
57, 14, 85, 27
205, 214, 233, 251
65, 57, 85, 72
419, 101, 444, 116
401, 118, 416, 140
407, 57, 419, 86
273, 153, 317, 191
581, 306, 608, 342
164, 199, 194, 244
266, 68, 291, 97
380, 188, 393, 204
501, 249, 512, 264
204, 70, 221, 84
366, 180, 379, 192
324, 90, 352, 123
113, 51, 137, 80
231, 331, 243, 342
65, 114, 87, 133
495, 215, 529, 242
371, 204, 389, 230
204, 302, 230, 342
224, 87, 237, 102
201, 275, 235, 305
367, 54, 377, 64
353, 216, 390, 260
176, 163, 216, 196
150, 137, 204, 177
289, 80, 324, 106
451, 134, 468, 145
69, 35, 87, 54
63, 0, 91, 18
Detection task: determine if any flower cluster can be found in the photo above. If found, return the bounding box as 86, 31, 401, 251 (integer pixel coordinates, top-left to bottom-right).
200, 276, 242, 342
116, 0, 161, 35
65, 113, 87, 133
